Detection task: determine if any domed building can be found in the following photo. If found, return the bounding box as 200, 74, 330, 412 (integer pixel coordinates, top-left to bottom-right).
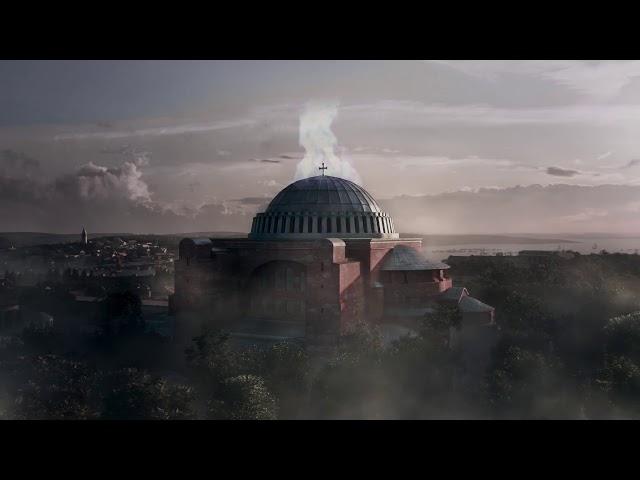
249, 175, 398, 240
172, 174, 494, 345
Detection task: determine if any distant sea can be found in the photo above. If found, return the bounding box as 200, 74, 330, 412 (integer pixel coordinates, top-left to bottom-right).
418, 235, 640, 261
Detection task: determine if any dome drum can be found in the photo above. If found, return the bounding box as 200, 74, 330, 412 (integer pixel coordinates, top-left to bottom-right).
249, 210, 398, 239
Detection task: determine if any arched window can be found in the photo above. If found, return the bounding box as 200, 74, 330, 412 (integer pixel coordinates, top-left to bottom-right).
370, 216, 376, 233
336, 216, 342, 233
280, 216, 287, 234
267, 216, 273, 233
376, 217, 382, 233
362, 216, 368, 233
346, 216, 351, 233
354, 216, 360, 233
298, 215, 304, 233
327, 217, 332, 233
317, 216, 323, 233
289, 216, 296, 233
308, 216, 313, 233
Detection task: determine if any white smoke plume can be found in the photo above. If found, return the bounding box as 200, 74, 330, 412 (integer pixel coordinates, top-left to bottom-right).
294, 101, 362, 184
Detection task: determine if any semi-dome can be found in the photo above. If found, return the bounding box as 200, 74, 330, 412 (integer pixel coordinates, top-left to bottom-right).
249, 175, 399, 240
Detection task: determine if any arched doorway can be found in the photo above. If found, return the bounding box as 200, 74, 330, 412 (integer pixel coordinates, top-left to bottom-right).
246, 261, 307, 323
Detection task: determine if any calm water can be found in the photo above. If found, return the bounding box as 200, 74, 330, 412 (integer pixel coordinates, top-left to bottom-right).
422, 236, 640, 261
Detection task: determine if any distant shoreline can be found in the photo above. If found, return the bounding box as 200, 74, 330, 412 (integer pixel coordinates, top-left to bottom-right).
405, 234, 581, 246
0, 231, 585, 248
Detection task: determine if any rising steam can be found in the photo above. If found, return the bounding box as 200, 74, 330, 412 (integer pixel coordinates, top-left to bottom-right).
294, 102, 362, 184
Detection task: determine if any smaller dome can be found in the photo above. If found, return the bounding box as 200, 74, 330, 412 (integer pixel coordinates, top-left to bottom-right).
266, 175, 383, 214
381, 245, 450, 271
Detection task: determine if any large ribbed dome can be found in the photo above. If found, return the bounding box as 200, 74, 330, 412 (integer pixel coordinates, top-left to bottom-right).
249, 175, 398, 240
266, 175, 383, 214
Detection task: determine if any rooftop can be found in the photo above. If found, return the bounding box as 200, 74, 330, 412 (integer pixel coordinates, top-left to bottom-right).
381, 245, 450, 271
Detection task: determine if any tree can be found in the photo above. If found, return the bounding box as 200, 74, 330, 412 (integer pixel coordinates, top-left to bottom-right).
100, 368, 195, 420
485, 343, 573, 419
421, 303, 462, 348
208, 374, 277, 420
595, 355, 640, 418
0, 354, 100, 420
256, 342, 310, 419
101, 291, 144, 337
185, 327, 240, 382
604, 312, 640, 363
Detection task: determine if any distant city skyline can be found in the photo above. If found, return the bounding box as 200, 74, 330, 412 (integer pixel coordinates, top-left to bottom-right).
1, 60, 640, 234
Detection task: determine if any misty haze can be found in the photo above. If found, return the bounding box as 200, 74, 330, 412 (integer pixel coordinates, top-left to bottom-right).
2, 60, 640, 420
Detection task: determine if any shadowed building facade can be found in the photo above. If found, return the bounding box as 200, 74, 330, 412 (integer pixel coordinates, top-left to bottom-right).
171, 175, 494, 345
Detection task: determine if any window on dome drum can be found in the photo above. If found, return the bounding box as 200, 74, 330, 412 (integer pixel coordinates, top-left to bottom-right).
337, 217, 342, 233
370, 216, 375, 233
298, 215, 304, 233
376, 217, 382, 233
317, 216, 323, 233
327, 217, 332, 233
289, 216, 295, 233
280, 216, 287, 234
308, 216, 313, 233
354, 216, 360, 233
362, 215, 368, 233
346, 217, 351, 233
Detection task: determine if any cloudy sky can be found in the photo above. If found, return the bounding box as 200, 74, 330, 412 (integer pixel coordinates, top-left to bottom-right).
2, 60, 640, 235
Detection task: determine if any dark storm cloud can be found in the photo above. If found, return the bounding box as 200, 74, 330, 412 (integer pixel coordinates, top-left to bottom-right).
0, 149, 40, 176
0, 157, 255, 234
623, 159, 640, 169
546, 166, 581, 177
382, 184, 640, 234
249, 158, 281, 164
233, 197, 269, 206
99, 144, 132, 155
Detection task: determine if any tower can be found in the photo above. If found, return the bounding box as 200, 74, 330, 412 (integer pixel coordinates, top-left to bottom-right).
81, 227, 88, 245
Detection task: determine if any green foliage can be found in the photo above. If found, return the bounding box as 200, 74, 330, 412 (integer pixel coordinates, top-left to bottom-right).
101, 290, 144, 337
254, 342, 310, 419
421, 303, 461, 346
594, 355, 640, 418
100, 368, 195, 420
337, 321, 384, 360
7, 250, 640, 419
0, 354, 100, 420
185, 327, 240, 382
20, 324, 64, 355
604, 312, 640, 363
485, 343, 571, 418
208, 374, 277, 420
